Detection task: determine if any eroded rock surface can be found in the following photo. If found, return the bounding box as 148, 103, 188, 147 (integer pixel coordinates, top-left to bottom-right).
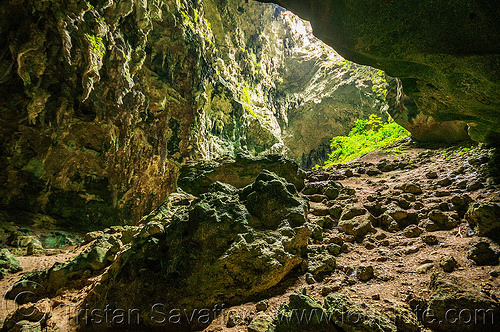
0, 0, 391, 229
83, 170, 312, 328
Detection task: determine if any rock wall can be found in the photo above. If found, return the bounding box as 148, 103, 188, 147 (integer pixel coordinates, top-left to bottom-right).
261, 0, 500, 143
0, 0, 388, 228
0, 0, 199, 229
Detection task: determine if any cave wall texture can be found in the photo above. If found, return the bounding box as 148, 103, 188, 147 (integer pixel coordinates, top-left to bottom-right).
261, 0, 500, 143
0, 0, 389, 228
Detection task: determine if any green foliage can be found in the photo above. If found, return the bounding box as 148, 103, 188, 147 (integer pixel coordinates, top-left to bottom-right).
322, 115, 410, 166
335, 59, 353, 71
241, 85, 257, 117
86, 33, 105, 57
181, 10, 192, 26
193, 8, 199, 23
334, 59, 388, 100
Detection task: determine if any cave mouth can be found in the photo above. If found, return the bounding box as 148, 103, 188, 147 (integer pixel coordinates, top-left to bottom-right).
0, 0, 499, 331
221, 3, 403, 170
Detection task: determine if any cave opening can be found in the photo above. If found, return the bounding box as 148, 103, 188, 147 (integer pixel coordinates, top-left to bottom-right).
196, 1, 407, 170
0, 0, 499, 331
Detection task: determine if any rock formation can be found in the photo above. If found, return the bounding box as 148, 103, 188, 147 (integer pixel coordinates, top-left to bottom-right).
83, 170, 312, 328
261, 0, 500, 143
0, 0, 389, 228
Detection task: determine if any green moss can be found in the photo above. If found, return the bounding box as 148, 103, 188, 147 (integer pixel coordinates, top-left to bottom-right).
193, 8, 199, 23
371, 69, 388, 99
241, 85, 258, 117
85, 33, 106, 57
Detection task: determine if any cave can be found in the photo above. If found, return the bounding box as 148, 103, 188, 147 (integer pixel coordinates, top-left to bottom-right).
0, 0, 499, 331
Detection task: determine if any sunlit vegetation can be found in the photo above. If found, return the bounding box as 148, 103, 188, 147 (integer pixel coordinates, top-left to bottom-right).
85, 33, 105, 57
320, 114, 410, 167
241, 85, 258, 117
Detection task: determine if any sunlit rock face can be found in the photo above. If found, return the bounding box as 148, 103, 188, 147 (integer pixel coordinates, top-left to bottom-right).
272, 14, 390, 168
261, 0, 500, 143
0, 0, 387, 227
199, 1, 389, 167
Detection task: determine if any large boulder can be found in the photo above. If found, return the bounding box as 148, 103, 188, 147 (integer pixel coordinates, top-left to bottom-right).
178, 154, 306, 196
261, 0, 500, 143
425, 273, 499, 331
465, 202, 500, 242
83, 171, 311, 329
244, 170, 308, 229
273, 290, 333, 332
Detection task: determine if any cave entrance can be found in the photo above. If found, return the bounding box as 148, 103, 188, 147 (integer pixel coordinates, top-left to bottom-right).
201, 1, 404, 169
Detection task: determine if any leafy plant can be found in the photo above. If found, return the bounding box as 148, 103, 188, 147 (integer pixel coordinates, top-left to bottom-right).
322, 114, 410, 167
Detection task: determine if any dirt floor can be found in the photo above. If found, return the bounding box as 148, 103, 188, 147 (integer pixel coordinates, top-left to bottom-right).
203, 140, 500, 331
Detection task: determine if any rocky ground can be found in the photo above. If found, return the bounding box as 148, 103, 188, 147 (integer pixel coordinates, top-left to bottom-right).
0, 139, 499, 331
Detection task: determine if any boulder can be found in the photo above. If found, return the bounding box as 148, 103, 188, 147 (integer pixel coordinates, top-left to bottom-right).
426, 273, 499, 331
465, 202, 500, 242
403, 225, 423, 238
338, 216, 375, 241
307, 247, 336, 279
83, 231, 104, 244
422, 234, 438, 245
439, 256, 458, 272
273, 290, 333, 332
399, 183, 422, 195
467, 239, 499, 266
356, 265, 374, 282
340, 205, 367, 220
0, 249, 22, 278
43, 236, 120, 293
84, 171, 311, 328
26, 238, 44, 255
244, 170, 308, 229
428, 210, 458, 230
1, 298, 52, 332
325, 293, 415, 332
303, 181, 341, 199
248, 313, 273, 332
256, 300, 269, 312
178, 154, 305, 196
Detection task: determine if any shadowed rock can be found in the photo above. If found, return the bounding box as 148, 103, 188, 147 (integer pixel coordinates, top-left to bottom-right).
83, 171, 312, 329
